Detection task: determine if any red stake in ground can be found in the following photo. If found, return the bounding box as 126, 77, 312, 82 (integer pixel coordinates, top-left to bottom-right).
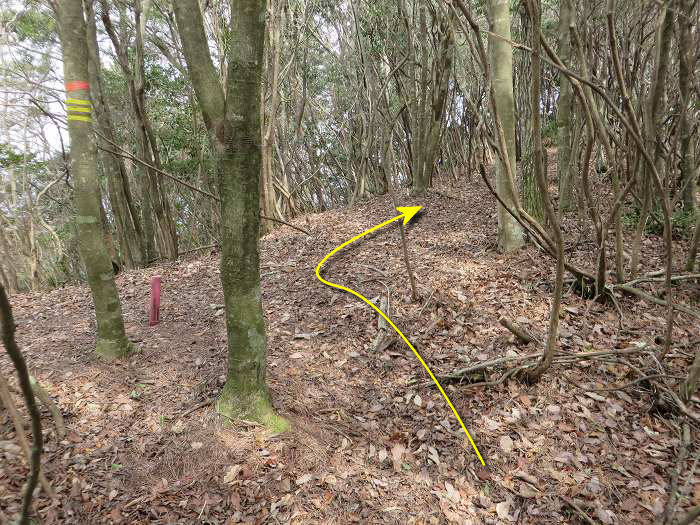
149, 276, 161, 326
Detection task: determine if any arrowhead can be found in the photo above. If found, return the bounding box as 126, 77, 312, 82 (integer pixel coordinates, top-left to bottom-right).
396, 206, 422, 225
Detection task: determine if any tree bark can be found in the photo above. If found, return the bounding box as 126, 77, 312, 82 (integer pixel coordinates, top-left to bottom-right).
677, 0, 696, 214
55, 0, 131, 359
173, 0, 287, 431
517, 3, 546, 225
489, 0, 525, 252
556, 0, 575, 212
84, 0, 144, 268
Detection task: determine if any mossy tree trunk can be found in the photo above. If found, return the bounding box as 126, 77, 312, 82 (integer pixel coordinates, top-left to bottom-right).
55, 0, 131, 359
174, 0, 287, 431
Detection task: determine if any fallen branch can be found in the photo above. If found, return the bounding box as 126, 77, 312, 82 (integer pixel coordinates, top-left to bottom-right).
259, 215, 312, 236
30, 376, 65, 439
177, 243, 219, 257
622, 274, 700, 287
421, 345, 654, 386
177, 398, 214, 420
498, 316, 539, 344
575, 374, 685, 393
560, 495, 598, 525
612, 284, 700, 319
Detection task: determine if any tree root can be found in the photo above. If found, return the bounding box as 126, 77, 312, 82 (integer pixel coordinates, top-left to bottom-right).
216, 389, 290, 433
177, 398, 214, 420
498, 316, 539, 344
420, 345, 655, 387
30, 376, 65, 439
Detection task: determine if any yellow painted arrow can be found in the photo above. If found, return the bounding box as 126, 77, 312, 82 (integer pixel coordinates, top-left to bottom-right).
315, 206, 486, 466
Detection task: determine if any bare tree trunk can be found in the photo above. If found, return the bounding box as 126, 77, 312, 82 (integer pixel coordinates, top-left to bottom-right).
678, 0, 696, 215
523, 0, 564, 383
133, 0, 178, 260
556, 0, 575, 212
0, 284, 43, 525
489, 0, 525, 252
260, 0, 285, 233
84, 0, 144, 268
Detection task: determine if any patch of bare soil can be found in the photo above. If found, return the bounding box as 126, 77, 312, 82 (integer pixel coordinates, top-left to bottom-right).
1, 168, 699, 524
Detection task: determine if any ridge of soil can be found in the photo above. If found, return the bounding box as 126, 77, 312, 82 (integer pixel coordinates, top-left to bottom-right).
1, 173, 699, 524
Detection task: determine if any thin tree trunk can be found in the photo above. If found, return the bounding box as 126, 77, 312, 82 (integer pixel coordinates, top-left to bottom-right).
84, 0, 144, 268
133, 0, 178, 260
679, 348, 700, 403
0, 284, 43, 525
557, 0, 574, 212
260, 0, 284, 232
523, 0, 564, 383
678, 0, 696, 214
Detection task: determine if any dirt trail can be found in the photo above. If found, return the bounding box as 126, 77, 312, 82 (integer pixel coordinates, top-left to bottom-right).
1, 181, 698, 524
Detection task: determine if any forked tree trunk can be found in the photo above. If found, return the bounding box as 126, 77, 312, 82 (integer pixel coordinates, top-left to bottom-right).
55, 0, 131, 359
174, 0, 287, 431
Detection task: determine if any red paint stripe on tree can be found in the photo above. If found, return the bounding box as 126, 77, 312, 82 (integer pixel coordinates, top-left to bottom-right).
65, 81, 89, 91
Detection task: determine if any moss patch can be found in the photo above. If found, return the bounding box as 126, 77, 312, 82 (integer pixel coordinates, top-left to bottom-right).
95, 338, 133, 360
216, 388, 290, 433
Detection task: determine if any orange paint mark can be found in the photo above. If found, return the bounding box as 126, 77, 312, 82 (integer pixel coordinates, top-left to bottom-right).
65, 81, 89, 92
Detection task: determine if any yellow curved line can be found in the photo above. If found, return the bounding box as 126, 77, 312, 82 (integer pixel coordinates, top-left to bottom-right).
315, 210, 486, 466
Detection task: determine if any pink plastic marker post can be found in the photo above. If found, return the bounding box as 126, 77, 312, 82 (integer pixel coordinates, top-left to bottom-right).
149, 276, 161, 326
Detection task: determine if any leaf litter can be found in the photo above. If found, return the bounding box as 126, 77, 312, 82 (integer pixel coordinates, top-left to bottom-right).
1, 175, 699, 523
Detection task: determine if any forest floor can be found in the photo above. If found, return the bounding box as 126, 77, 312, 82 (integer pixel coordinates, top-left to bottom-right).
2, 166, 700, 524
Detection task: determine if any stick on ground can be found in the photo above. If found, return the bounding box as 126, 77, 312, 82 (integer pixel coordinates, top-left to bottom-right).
498, 316, 539, 344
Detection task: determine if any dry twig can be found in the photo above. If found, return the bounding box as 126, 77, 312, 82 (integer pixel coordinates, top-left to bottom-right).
560, 495, 599, 525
